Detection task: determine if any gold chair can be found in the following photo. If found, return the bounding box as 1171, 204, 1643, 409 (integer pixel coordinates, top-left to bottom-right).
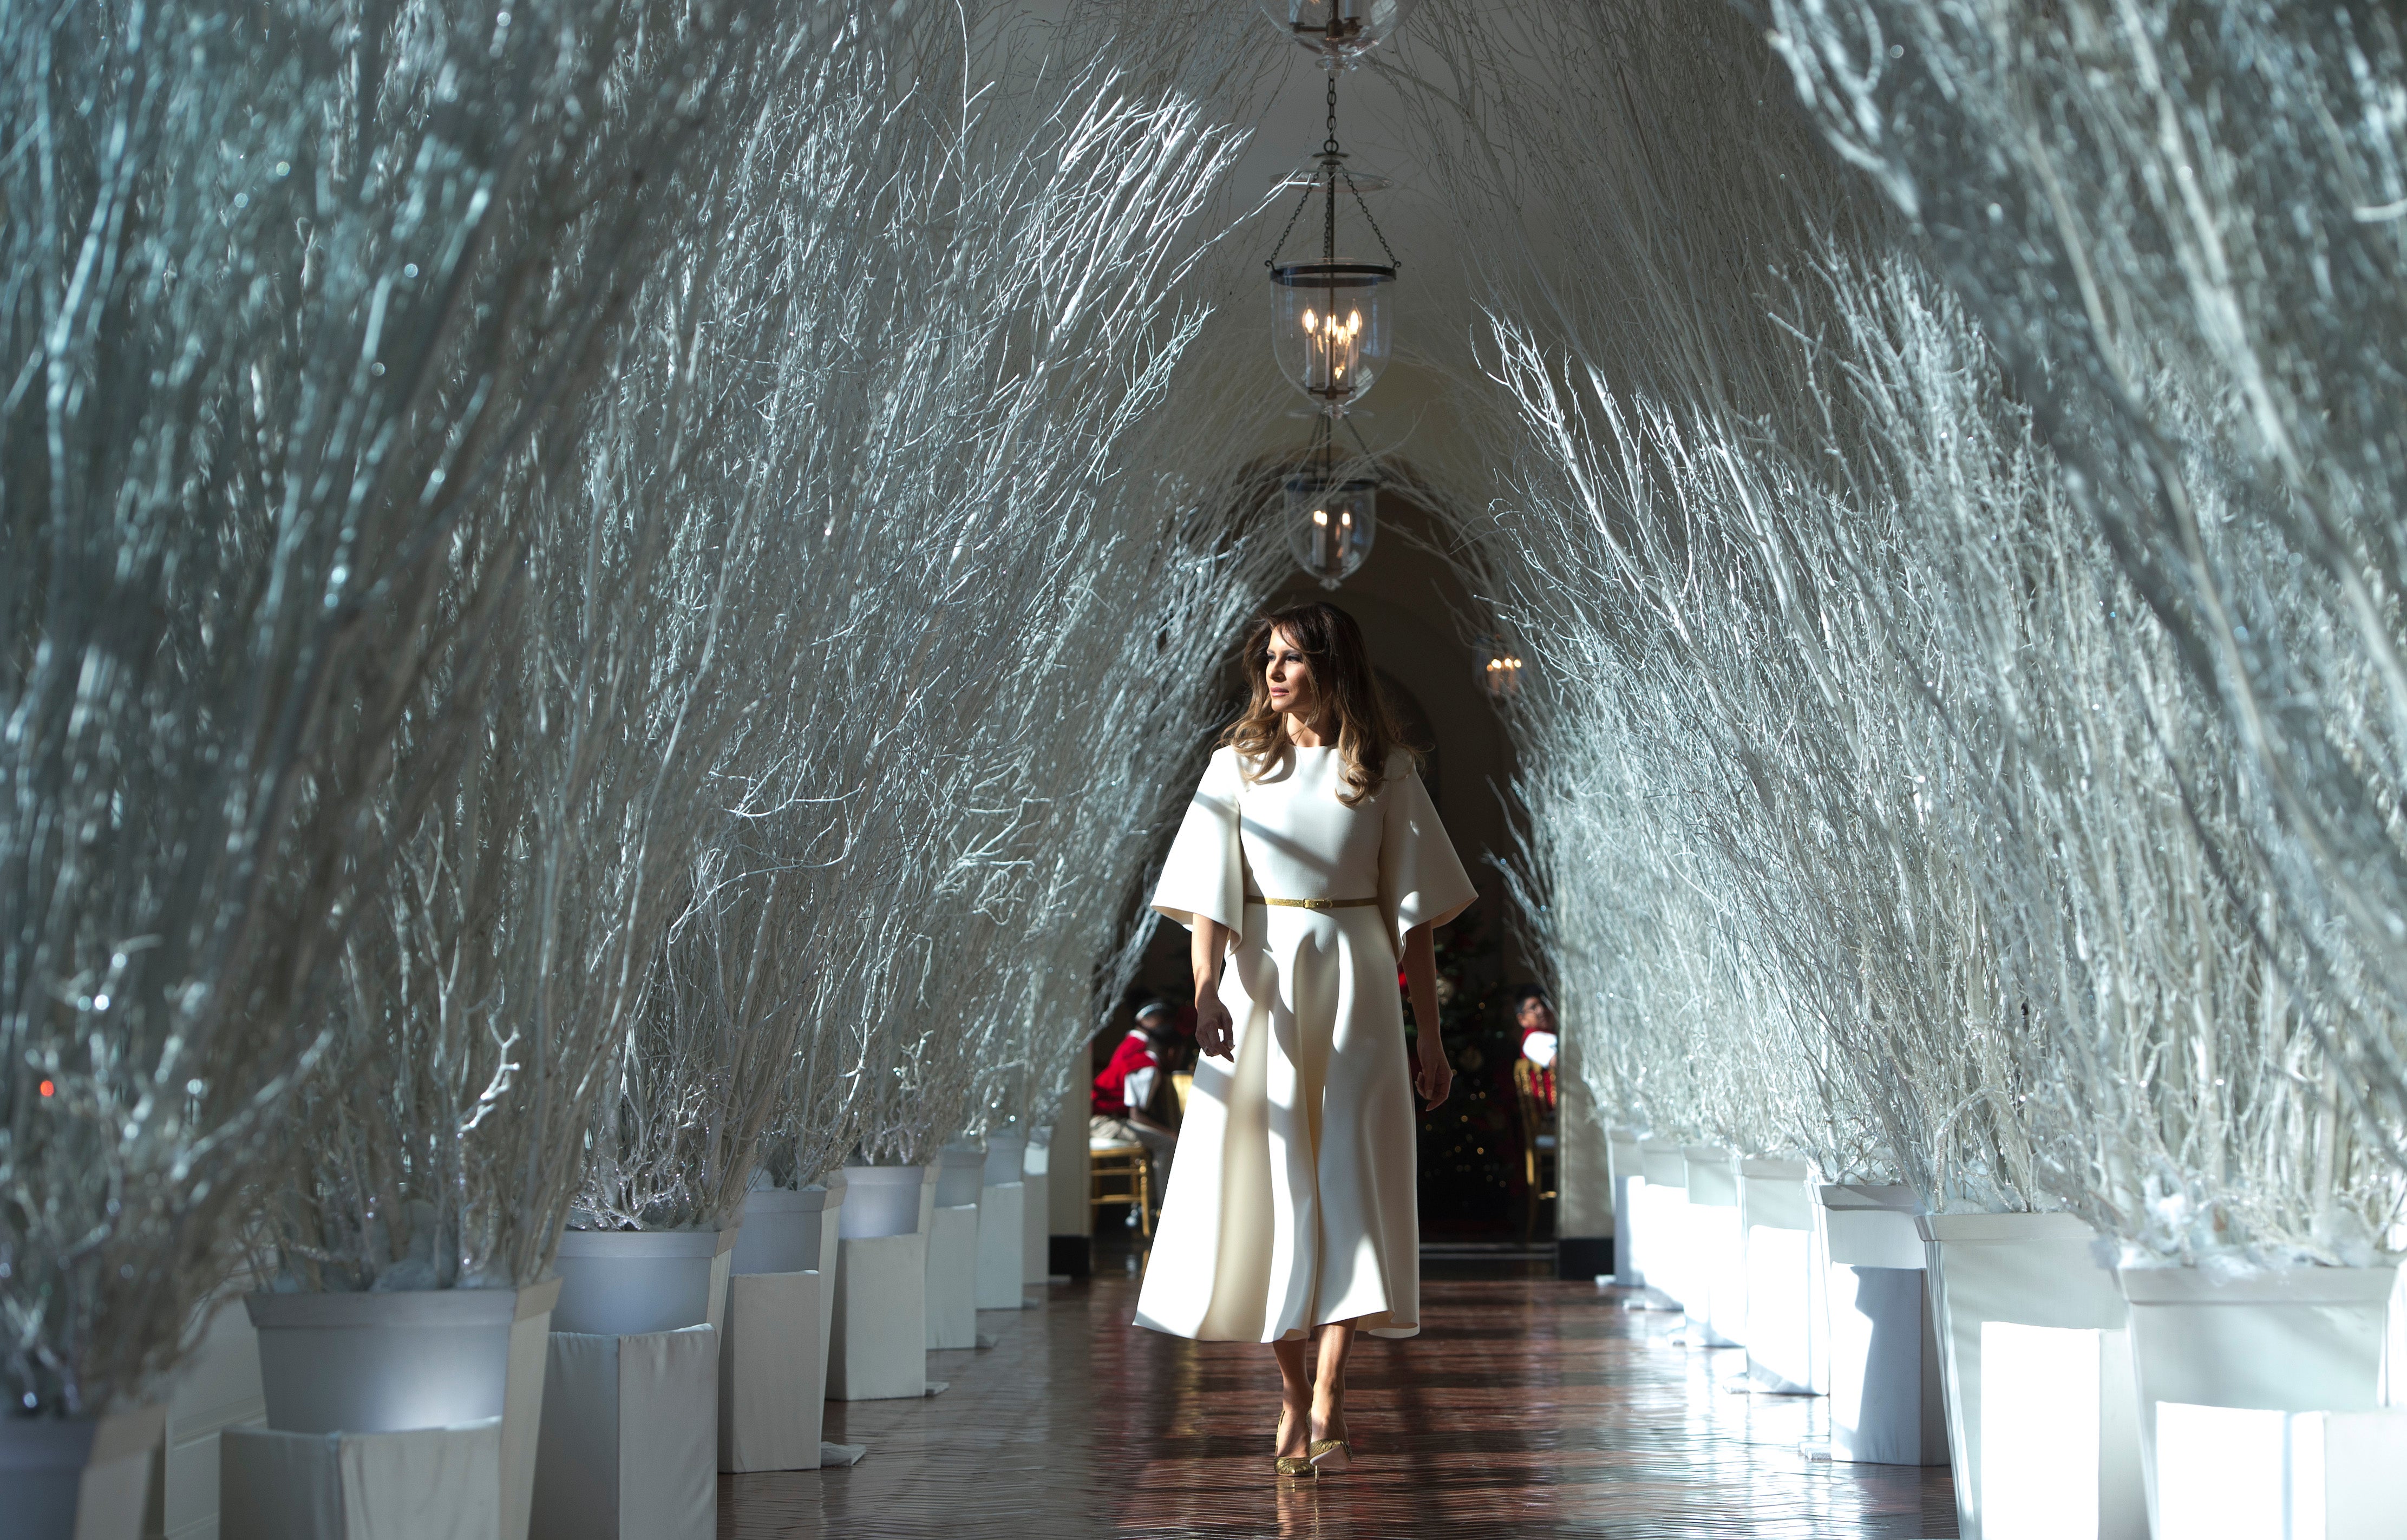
1089, 1141, 1154, 1241
1513, 1059, 1559, 1242
1170, 1071, 1193, 1119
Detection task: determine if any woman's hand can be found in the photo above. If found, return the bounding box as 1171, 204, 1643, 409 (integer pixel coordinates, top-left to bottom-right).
1415, 1041, 1455, 1109
1192, 917, 1235, 1061
1401, 924, 1449, 1107
1194, 991, 1235, 1062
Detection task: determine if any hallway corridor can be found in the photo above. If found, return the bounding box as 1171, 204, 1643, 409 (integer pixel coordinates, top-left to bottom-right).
721, 1263, 1958, 1539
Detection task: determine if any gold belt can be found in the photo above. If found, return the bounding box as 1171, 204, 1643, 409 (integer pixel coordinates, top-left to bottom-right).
1245, 894, 1379, 910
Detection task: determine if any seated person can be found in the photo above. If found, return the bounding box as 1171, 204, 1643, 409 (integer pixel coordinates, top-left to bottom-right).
1515, 984, 1559, 1109
1090, 999, 1180, 1202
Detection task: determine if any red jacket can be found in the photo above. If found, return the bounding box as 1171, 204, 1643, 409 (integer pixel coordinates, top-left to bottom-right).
1092, 1033, 1160, 1118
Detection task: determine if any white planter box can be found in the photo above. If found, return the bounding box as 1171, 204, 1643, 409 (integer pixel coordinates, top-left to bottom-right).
1683, 1146, 1744, 1348
924, 1203, 981, 1349
1021, 1129, 1051, 1289
976, 1181, 1026, 1310
1920, 1211, 2131, 1539
1636, 1141, 1691, 1311
529, 1326, 716, 1540
1607, 1131, 1647, 1286
812, 1172, 845, 1369
152, 1281, 268, 1540
829, 1231, 928, 1400
717, 1270, 825, 1472
1981, 1322, 2145, 1540
1739, 1157, 1821, 1395
220, 1419, 501, 1539
1637, 1181, 1693, 1311
2118, 1263, 2397, 1535
830, 1169, 932, 1401
2155, 1403, 2407, 1540
245, 1276, 559, 1540
1817, 1184, 1946, 1466
1, 1404, 162, 1540
550, 1229, 736, 1339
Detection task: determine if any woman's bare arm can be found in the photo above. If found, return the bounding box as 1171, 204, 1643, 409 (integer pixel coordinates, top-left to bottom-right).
1403, 925, 1452, 1109
1193, 918, 1235, 1060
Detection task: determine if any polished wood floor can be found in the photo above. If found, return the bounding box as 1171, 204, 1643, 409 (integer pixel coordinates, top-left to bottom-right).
722, 1257, 1958, 1538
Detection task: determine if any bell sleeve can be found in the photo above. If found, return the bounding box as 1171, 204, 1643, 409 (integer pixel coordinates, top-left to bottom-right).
1378, 757, 1477, 954
1151, 746, 1248, 947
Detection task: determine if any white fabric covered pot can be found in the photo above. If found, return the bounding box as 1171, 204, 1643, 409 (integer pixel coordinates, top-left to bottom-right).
976, 1128, 1032, 1303
1816, 1183, 1946, 1466
1740, 1157, 1820, 1395
814, 1171, 847, 1359
1636, 1141, 1692, 1310
2154, 1403, 2407, 1539
840, 1163, 926, 1240
532, 1325, 717, 1540
977, 1171, 1027, 1310
1021, 1126, 1052, 1289
221, 1418, 501, 1538
829, 1199, 929, 1400
2117, 1262, 2398, 1535
1684, 1146, 1744, 1348
1919, 1211, 2131, 1539
718, 1270, 826, 1472
1, 1404, 163, 1540
1608, 1130, 1647, 1286
245, 1276, 560, 1540
149, 1279, 268, 1540
550, 1229, 737, 1338
728, 1184, 836, 1277
1980, 1321, 2145, 1539
924, 1198, 981, 1349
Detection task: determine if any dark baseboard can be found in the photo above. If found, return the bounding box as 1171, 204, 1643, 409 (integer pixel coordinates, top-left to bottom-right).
1049, 1234, 1091, 1281
1556, 1236, 1613, 1281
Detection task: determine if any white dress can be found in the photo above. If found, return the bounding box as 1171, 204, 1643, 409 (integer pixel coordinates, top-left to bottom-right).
1137, 744, 1477, 1342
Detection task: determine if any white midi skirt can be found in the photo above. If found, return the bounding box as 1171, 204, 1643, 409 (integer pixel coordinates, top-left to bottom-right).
1133, 902, 1420, 1341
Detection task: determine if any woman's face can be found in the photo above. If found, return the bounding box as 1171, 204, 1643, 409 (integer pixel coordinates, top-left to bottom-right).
1264, 627, 1316, 719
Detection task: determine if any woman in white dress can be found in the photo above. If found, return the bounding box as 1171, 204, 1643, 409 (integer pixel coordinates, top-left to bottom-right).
1139, 602, 1477, 1479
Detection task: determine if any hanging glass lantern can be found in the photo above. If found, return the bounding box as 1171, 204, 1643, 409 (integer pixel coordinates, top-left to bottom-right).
1476, 633, 1525, 699
1253, 0, 1416, 67
1285, 474, 1377, 589
1284, 418, 1378, 588
1266, 77, 1398, 418
1272, 265, 1394, 416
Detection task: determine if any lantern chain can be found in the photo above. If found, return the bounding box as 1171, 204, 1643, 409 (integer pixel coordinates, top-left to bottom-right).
1343, 168, 1400, 272
1263, 74, 1401, 273
1265, 180, 1315, 270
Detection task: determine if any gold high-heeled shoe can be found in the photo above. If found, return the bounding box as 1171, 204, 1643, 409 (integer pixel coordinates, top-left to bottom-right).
1272, 1413, 1318, 1478
1308, 1437, 1352, 1470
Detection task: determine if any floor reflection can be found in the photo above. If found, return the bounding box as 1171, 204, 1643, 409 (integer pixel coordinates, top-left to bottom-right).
722, 1262, 1958, 1539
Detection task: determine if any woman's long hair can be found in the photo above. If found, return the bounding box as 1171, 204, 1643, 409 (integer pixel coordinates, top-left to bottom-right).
1223, 602, 1412, 806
